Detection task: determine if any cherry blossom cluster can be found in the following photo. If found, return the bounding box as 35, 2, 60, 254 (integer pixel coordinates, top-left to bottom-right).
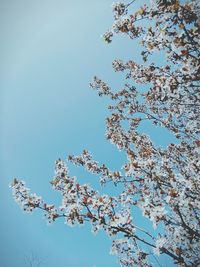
11, 178, 59, 223
112, 2, 127, 19
11, 178, 43, 213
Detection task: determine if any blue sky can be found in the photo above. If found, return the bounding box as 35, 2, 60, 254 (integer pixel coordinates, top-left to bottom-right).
1, 1, 177, 266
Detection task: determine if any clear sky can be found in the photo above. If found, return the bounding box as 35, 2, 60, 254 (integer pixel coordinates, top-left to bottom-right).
1, 1, 176, 267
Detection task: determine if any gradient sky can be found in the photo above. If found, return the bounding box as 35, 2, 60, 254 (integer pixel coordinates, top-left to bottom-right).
1, 1, 176, 267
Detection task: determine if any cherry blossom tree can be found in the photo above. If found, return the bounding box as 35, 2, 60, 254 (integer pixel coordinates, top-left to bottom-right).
11, 1, 200, 266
